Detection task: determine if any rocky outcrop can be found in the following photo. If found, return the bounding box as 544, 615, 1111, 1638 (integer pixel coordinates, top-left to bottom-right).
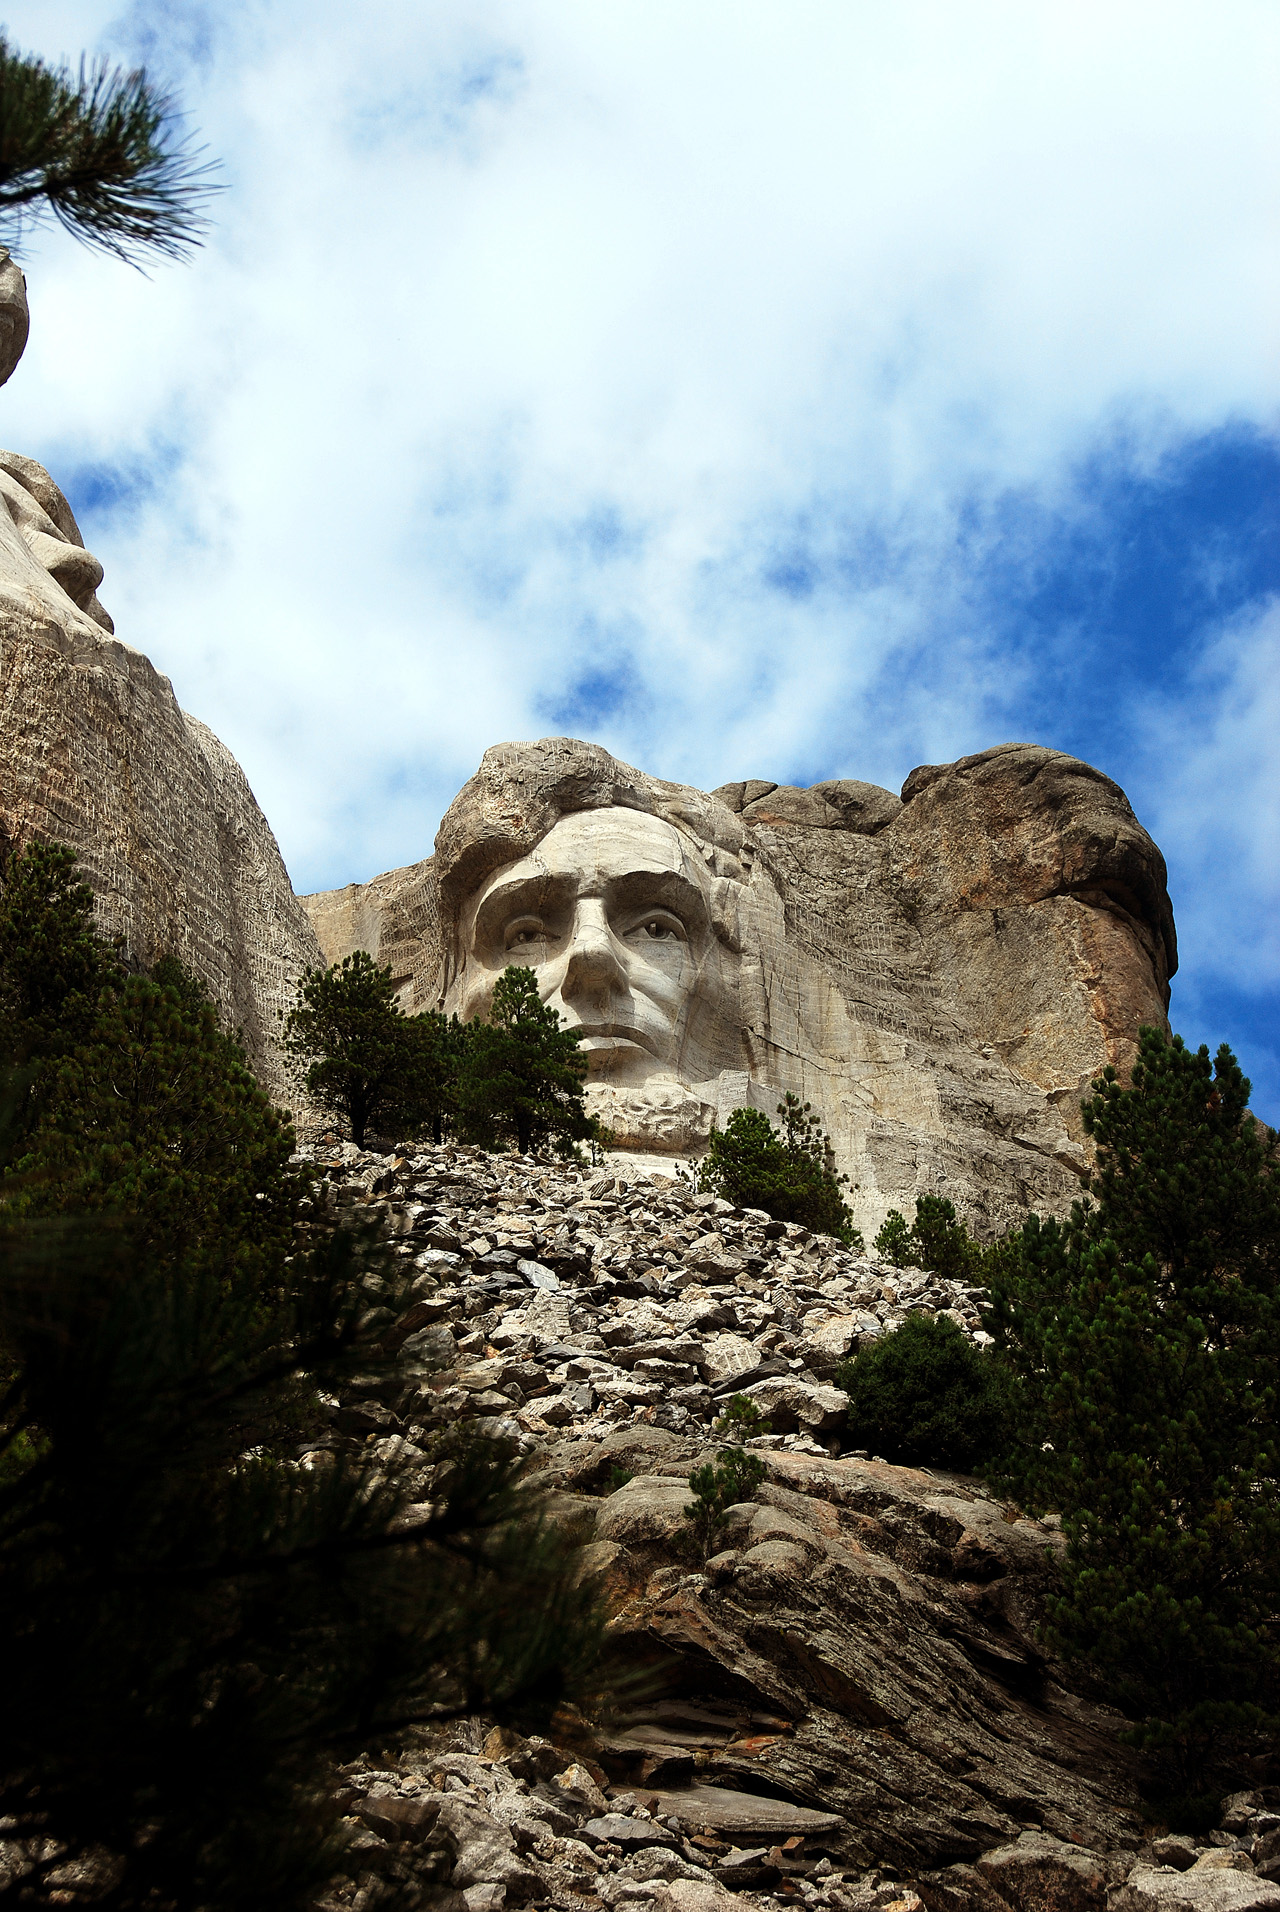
296, 1137, 1149, 1893
0, 447, 323, 1097
302, 736, 1174, 1237
289, 1138, 1280, 1912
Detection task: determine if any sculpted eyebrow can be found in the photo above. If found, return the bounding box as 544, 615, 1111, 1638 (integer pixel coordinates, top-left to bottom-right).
607, 870, 705, 913
473, 872, 571, 937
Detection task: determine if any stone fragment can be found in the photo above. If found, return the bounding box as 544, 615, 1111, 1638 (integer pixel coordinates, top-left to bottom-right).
976, 1834, 1124, 1912
626, 1848, 710, 1882
644, 1786, 843, 1842
435, 1798, 542, 1894
651, 1874, 770, 1912
586, 1816, 676, 1851
737, 1375, 849, 1430
1112, 1867, 1280, 1912
697, 1333, 760, 1388
1150, 1841, 1200, 1873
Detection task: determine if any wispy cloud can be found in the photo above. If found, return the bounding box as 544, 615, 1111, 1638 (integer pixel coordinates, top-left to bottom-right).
3, 0, 1278, 1110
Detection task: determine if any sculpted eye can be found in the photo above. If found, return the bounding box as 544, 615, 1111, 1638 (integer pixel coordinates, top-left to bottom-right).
504, 918, 549, 950
631, 913, 686, 943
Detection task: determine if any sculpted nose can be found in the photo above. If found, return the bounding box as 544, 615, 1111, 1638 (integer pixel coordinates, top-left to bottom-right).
560, 901, 627, 1011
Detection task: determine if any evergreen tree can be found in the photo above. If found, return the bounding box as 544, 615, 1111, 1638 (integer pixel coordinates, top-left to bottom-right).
986, 1028, 1280, 1791
0, 840, 120, 1068
282, 953, 460, 1148
0, 35, 218, 264
873, 1193, 980, 1280
0, 1197, 608, 1908
698, 1094, 863, 1247
0, 852, 608, 1906
456, 965, 593, 1156
7, 952, 302, 1285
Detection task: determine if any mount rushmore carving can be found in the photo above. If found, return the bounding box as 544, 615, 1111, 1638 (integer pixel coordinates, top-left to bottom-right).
0, 256, 1175, 1233
303, 734, 1175, 1240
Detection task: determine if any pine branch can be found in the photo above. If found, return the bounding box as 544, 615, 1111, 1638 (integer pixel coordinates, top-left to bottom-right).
0, 36, 221, 265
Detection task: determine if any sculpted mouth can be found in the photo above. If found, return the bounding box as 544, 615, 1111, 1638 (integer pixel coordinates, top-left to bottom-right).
570, 1022, 658, 1057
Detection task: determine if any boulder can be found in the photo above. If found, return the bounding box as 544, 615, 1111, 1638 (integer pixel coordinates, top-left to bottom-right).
1112, 1868, 1280, 1912
434, 1798, 542, 1895
595, 1477, 694, 1548
976, 1834, 1127, 1912
737, 1376, 849, 1431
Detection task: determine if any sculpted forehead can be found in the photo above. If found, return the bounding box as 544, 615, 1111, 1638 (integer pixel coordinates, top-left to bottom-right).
471, 807, 697, 906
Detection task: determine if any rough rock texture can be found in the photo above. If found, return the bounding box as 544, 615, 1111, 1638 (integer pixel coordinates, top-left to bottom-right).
0, 446, 323, 1096
298, 1139, 1148, 1895
302, 736, 1174, 1237
279, 1138, 1279, 1912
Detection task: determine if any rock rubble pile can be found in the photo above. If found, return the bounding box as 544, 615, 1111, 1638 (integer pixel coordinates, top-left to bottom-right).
300, 1140, 991, 1459
301, 1144, 1277, 1912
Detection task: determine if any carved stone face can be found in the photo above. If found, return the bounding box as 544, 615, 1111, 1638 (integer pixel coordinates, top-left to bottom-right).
453, 806, 734, 1087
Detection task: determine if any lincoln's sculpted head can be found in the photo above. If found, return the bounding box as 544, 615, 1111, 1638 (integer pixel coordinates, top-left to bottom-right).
452, 806, 738, 1089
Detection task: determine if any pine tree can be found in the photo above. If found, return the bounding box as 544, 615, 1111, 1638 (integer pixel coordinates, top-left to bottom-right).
0, 839, 119, 1068
698, 1094, 863, 1246
834, 1313, 1013, 1469
0, 852, 608, 1907
0, 1194, 608, 1908
282, 953, 460, 1148
8, 953, 302, 1286
456, 965, 593, 1156
986, 1028, 1280, 1792
0, 35, 218, 264
873, 1194, 979, 1280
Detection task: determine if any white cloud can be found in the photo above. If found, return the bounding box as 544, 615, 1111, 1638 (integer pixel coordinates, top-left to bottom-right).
1147, 596, 1280, 986
0, 0, 1275, 912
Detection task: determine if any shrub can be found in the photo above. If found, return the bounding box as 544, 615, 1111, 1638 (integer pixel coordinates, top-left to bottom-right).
874, 1194, 980, 1279
699, 1094, 864, 1247
835, 1313, 1014, 1469
684, 1447, 767, 1557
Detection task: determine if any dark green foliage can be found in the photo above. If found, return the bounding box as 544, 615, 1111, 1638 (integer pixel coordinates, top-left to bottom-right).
0, 1210, 608, 1909
986, 1028, 1280, 1785
282, 952, 464, 1148
835, 1312, 1014, 1468
698, 1094, 864, 1247
455, 965, 594, 1156
873, 1206, 914, 1266
0, 34, 219, 263
0, 840, 119, 1067
0, 848, 607, 1907
874, 1194, 980, 1280
713, 1393, 765, 1441
9, 953, 302, 1285
684, 1447, 767, 1556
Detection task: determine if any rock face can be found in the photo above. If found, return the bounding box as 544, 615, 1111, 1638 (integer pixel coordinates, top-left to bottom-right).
302, 737, 1174, 1238
0, 440, 322, 1095
286, 1136, 1239, 1912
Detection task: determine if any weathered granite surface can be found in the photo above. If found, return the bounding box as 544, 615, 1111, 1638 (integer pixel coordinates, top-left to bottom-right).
0, 443, 322, 1095
285, 1136, 1259, 1911
303, 738, 1174, 1238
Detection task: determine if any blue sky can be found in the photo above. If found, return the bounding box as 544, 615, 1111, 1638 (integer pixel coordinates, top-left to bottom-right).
3, 1, 1278, 1118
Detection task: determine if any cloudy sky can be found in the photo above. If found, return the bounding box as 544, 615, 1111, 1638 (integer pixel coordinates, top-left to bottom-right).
4, 1, 1278, 1117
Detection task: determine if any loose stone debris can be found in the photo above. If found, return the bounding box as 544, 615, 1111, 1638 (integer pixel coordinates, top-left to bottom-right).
295, 1142, 1277, 1912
